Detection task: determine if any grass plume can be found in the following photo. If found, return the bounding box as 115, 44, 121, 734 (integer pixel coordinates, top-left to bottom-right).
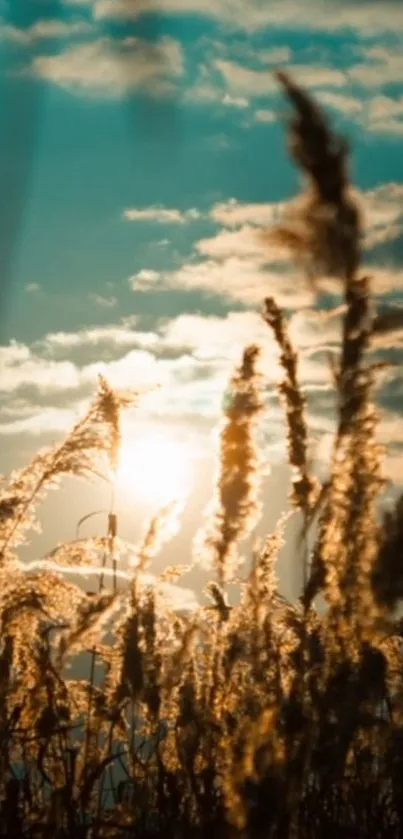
0, 72, 402, 839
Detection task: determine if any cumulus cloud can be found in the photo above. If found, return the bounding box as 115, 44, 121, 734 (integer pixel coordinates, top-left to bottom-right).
30, 36, 184, 96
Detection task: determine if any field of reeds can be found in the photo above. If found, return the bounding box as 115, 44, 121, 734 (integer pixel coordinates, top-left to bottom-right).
1, 70, 403, 839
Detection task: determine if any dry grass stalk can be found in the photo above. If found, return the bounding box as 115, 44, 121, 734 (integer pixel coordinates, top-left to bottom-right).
0, 71, 402, 839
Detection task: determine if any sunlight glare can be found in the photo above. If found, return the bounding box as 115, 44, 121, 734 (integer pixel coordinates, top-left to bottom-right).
115, 432, 192, 507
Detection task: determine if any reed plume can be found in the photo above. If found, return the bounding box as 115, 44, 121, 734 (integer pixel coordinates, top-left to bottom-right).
0, 69, 402, 839
194, 344, 264, 587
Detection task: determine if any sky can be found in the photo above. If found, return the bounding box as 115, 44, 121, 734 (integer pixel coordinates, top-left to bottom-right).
1, 0, 403, 607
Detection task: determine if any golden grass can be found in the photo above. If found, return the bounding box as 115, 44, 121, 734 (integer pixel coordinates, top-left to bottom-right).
0, 72, 402, 839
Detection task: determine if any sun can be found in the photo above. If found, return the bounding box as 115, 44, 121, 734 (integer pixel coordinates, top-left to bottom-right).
115, 432, 192, 507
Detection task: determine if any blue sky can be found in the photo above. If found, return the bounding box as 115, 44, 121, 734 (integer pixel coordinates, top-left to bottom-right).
1, 0, 403, 604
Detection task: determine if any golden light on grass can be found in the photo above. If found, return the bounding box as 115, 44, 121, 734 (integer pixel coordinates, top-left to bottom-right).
115, 431, 193, 507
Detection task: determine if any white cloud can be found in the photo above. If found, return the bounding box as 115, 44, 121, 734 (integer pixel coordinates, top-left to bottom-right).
214, 59, 278, 97
207, 185, 403, 257
25, 282, 40, 293
0, 407, 80, 436
319, 266, 403, 298
317, 90, 363, 117
0, 344, 81, 393
363, 267, 403, 295
210, 198, 284, 228
88, 292, 117, 308
43, 323, 159, 351
196, 224, 269, 259
358, 183, 403, 249
214, 58, 347, 99
195, 223, 293, 264
159, 311, 333, 390
256, 46, 292, 65
91, 0, 403, 35
0, 18, 90, 44
364, 96, 403, 137
129, 268, 161, 290
383, 452, 403, 486
122, 185, 403, 309
304, 77, 403, 138
0, 340, 167, 396
84, 350, 167, 390
286, 64, 347, 89
161, 311, 272, 361
222, 93, 248, 109
162, 256, 314, 308
30, 36, 184, 96
123, 206, 199, 224
348, 46, 403, 89
254, 109, 276, 124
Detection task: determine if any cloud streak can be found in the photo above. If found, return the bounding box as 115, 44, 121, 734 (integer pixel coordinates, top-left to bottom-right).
123, 206, 200, 223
